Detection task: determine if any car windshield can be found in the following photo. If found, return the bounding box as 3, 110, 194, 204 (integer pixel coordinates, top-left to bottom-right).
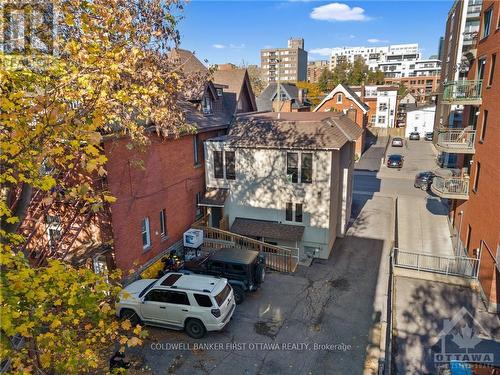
390, 155, 402, 161
215, 284, 231, 307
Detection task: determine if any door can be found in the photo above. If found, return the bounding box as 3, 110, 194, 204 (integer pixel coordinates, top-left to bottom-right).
162, 291, 191, 325
141, 289, 172, 324
211, 207, 223, 228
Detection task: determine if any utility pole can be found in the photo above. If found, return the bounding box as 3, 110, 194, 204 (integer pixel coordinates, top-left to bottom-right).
276, 58, 281, 112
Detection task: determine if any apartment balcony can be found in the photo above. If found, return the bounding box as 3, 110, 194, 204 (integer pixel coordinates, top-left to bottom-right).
431, 170, 469, 200
435, 127, 476, 154
442, 80, 482, 105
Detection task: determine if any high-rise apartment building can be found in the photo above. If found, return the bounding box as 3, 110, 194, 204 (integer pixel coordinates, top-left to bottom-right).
261, 38, 308, 83
431, 0, 499, 312
307, 60, 329, 83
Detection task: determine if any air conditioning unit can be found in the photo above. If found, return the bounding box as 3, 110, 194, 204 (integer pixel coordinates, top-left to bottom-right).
183, 229, 203, 249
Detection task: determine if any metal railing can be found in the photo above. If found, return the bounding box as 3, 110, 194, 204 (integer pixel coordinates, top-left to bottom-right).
435, 128, 476, 153
431, 175, 469, 199
393, 248, 479, 278
442, 80, 482, 104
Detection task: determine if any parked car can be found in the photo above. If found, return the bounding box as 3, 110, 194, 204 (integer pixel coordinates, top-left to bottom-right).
414, 171, 435, 190
387, 154, 404, 168
409, 132, 420, 140
392, 137, 404, 147
116, 272, 235, 338
183, 248, 266, 304
425, 132, 434, 141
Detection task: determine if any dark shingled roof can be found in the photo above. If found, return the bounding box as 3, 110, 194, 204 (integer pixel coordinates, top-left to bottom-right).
256, 83, 312, 112
181, 102, 231, 132
225, 112, 362, 150
231, 217, 304, 242
212, 68, 257, 115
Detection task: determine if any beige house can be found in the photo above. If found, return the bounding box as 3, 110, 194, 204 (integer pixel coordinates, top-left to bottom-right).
201, 112, 361, 262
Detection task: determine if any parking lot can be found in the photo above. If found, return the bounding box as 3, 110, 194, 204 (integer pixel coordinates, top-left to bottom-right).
127, 197, 392, 375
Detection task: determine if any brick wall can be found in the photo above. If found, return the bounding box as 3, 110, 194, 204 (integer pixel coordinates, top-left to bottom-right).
104, 130, 220, 272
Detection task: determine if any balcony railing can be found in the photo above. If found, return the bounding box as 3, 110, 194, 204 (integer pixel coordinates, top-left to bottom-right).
435, 128, 476, 154
442, 80, 482, 105
431, 175, 469, 200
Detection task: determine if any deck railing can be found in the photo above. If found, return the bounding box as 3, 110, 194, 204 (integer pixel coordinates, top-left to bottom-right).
442, 80, 482, 104
435, 128, 476, 153
393, 248, 479, 278
194, 225, 299, 273
431, 175, 469, 200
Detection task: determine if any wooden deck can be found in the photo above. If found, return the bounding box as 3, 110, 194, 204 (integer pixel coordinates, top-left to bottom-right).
194, 222, 299, 273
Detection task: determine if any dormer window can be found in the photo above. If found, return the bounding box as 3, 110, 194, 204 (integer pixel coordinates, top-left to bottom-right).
202, 96, 212, 115
216, 88, 223, 97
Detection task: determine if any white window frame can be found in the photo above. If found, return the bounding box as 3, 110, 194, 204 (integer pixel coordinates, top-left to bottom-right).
160, 209, 167, 238
285, 202, 304, 223
337, 93, 343, 103
141, 217, 151, 250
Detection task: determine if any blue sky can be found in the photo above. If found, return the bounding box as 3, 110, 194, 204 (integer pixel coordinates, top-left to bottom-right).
177, 0, 453, 66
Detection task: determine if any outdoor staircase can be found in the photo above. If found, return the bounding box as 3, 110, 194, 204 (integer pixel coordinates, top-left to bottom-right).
192, 215, 299, 273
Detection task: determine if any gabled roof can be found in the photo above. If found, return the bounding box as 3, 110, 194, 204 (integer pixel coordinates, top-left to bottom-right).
181, 101, 231, 133
314, 84, 369, 113
224, 112, 362, 151
167, 48, 208, 74
256, 83, 311, 112
212, 68, 257, 115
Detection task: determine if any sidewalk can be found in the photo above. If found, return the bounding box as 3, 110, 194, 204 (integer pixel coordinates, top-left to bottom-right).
355, 136, 389, 172
397, 195, 454, 256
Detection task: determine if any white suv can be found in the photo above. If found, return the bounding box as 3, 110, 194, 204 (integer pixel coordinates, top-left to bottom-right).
116, 272, 235, 338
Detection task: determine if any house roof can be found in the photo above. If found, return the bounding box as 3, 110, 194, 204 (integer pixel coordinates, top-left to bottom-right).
212, 68, 257, 115
167, 48, 208, 74
181, 102, 231, 133
198, 188, 229, 207
377, 85, 399, 92
406, 104, 436, 112
314, 84, 369, 113
256, 83, 311, 112
224, 112, 362, 150
231, 217, 305, 242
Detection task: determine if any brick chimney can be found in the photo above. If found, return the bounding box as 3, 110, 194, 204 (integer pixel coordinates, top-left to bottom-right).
346, 108, 357, 124
298, 89, 306, 104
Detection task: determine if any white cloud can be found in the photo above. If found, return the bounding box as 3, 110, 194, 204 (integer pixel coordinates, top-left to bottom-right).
310, 3, 370, 22
212, 43, 245, 49
367, 38, 389, 43
309, 48, 334, 56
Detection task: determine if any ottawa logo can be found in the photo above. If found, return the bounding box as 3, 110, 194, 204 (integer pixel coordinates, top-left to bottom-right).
432, 307, 494, 365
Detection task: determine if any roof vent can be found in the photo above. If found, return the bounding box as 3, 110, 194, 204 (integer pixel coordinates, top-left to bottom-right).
277, 112, 281, 119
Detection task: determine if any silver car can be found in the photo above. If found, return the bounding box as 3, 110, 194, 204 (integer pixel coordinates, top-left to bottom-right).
116, 272, 235, 338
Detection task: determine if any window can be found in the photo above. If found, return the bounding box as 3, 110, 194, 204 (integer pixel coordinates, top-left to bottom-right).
225, 151, 235, 180
465, 225, 472, 252
473, 162, 481, 192
195, 192, 203, 219
286, 202, 303, 223
141, 217, 151, 249
160, 209, 167, 238
285, 202, 293, 221
286, 152, 299, 183
214, 151, 224, 179
300, 153, 312, 183
193, 135, 200, 165
488, 54, 496, 86
379, 103, 387, 111
482, 7, 493, 38
295, 203, 303, 223
202, 96, 212, 114
478, 58, 486, 80
194, 294, 213, 307
378, 116, 386, 124
337, 93, 343, 103
166, 291, 190, 305
480, 110, 488, 142
144, 289, 168, 302
216, 88, 223, 97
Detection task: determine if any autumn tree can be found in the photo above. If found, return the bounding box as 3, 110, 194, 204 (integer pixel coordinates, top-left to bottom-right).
0, 0, 199, 372
245, 65, 266, 96
296, 81, 322, 106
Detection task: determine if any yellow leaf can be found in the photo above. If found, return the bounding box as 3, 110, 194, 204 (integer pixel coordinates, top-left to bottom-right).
121, 320, 131, 330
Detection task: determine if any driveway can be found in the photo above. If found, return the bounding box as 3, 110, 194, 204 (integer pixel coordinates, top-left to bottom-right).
127, 198, 393, 375
355, 135, 389, 172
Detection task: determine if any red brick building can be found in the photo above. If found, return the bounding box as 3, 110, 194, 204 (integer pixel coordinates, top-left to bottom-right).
313, 84, 368, 157
433, 0, 500, 311
104, 51, 257, 272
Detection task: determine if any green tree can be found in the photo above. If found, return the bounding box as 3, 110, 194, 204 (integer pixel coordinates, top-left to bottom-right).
348, 59, 368, 85
366, 69, 386, 85
317, 68, 334, 92
331, 61, 351, 87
